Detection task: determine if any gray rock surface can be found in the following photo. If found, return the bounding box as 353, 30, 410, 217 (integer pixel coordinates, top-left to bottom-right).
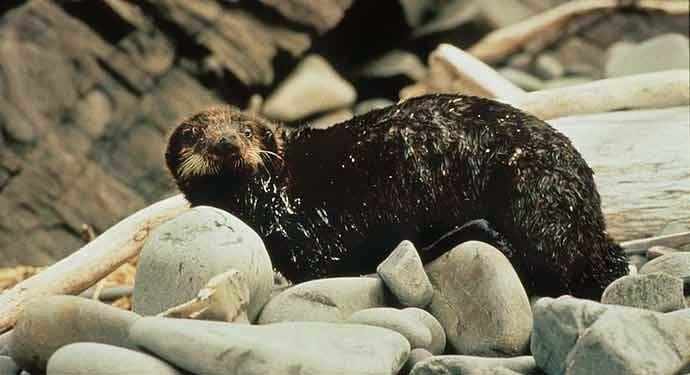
566, 308, 690, 375
532, 296, 690, 375
360, 50, 426, 81
605, 34, 690, 77
425, 241, 532, 356
647, 245, 679, 260
0, 0, 350, 266
309, 109, 353, 130
133, 206, 273, 322
258, 276, 390, 324
377, 240, 433, 307
533, 53, 564, 80
130, 317, 410, 375
402, 307, 447, 355
9, 296, 140, 373
348, 308, 432, 350
601, 272, 686, 312
410, 355, 538, 375
0, 356, 19, 375
263, 55, 356, 121
46, 343, 184, 375
402, 348, 433, 374
639, 252, 690, 280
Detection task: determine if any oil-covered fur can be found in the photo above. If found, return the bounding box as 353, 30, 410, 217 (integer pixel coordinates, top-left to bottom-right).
166, 94, 628, 299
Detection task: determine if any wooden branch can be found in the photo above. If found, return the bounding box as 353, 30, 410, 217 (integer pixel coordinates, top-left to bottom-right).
622, 231, 690, 255
469, 0, 690, 64
509, 70, 690, 120
0, 194, 190, 333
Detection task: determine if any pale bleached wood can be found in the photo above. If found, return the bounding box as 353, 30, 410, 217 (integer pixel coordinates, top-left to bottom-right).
400, 43, 525, 101
0, 194, 190, 333
622, 231, 690, 255
511, 70, 690, 120
549, 107, 690, 241
469, 0, 690, 63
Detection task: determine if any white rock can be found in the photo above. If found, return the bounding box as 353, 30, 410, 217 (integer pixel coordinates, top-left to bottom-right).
601, 272, 686, 312
130, 317, 410, 375
263, 55, 356, 121
605, 34, 690, 77
377, 240, 433, 307
133, 206, 273, 322
402, 307, 447, 355
410, 355, 538, 375
425, 241, 532, 356
258, 276, 389, 324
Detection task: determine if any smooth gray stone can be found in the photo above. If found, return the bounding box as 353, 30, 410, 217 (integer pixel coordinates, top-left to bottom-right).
410, 355, 538, 375
402, 308, 447, 355
533, 53, 564, 80
9, 296, 140, 373
640, 252, 690, 281
348, 308, 431, 350
532, 296, 690, 375
647, 245, 679, 260
566, 308, 690, 375
602, 272, 686, 312
263, 54, 356, 121
0, 356, 19, 375
401, 348, 433, 374
425, 241, 532, 356
360, 50, 426, 81
130, 317, 410, 375
133, 206, 273, 322
377, 240, 433, 308
258, 277, 390, 324
498, 68, 544, 91
605, 34, 690, 78
46, 343, 184, 375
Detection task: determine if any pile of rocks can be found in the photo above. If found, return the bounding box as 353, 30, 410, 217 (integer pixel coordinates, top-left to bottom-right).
2, 207, 688, 374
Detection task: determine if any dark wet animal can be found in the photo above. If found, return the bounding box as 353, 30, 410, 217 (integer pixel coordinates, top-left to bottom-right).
166, 94, 628, 299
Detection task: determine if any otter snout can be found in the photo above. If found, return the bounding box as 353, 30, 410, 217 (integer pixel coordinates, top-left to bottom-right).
212, 134, 243, 156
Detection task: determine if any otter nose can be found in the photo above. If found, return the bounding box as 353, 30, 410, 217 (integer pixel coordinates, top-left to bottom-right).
217, 136, 238, 153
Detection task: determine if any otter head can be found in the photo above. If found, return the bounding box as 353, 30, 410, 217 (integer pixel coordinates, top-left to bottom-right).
166, 106, 284, 188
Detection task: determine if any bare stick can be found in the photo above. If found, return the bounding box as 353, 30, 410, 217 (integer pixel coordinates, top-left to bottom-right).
469, 0, 690, 63
622, 231, 690, 255
400, 44, 525, 101
509, 70, 690, 120
0, 194, 190, 333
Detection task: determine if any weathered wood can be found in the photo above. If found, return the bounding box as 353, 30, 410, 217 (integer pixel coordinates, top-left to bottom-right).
0, 194, 189, 333
469, 0, 690, 63
549, 107, 690, 241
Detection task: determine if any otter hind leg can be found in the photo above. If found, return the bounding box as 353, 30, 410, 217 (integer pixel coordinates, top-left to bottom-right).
420, 219, 517, 263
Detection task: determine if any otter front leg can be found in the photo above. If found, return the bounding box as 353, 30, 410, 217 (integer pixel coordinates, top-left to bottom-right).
420, 219, 516, 262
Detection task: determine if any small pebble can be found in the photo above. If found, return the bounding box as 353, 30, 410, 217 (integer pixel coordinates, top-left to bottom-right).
534, 53, 565, 80
377, 240, 433, 308
602, 273, 686, 312
401, 307, 446, 355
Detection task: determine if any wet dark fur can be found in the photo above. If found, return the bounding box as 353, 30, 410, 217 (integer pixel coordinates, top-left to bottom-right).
166, 94, 628, 299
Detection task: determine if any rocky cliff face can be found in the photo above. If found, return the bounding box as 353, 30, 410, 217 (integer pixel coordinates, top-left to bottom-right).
0, 0, 352, 265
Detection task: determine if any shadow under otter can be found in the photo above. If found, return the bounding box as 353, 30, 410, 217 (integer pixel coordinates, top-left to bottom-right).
166, 94, 629, 300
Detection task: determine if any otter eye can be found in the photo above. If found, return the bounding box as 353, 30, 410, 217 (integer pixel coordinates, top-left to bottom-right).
242, 127, 253, 138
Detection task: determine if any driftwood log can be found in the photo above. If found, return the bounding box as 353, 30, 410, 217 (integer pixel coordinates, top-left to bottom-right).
469, 0, 690, 63
0, 195, 189, 333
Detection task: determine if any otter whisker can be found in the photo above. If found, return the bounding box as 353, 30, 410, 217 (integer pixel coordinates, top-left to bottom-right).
259, 150, 283, 162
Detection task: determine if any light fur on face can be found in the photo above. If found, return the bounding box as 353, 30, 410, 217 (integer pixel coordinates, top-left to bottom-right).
177, 148, 220, 178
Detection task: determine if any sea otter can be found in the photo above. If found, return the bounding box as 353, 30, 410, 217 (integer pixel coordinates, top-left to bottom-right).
165, 94, 628, 299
